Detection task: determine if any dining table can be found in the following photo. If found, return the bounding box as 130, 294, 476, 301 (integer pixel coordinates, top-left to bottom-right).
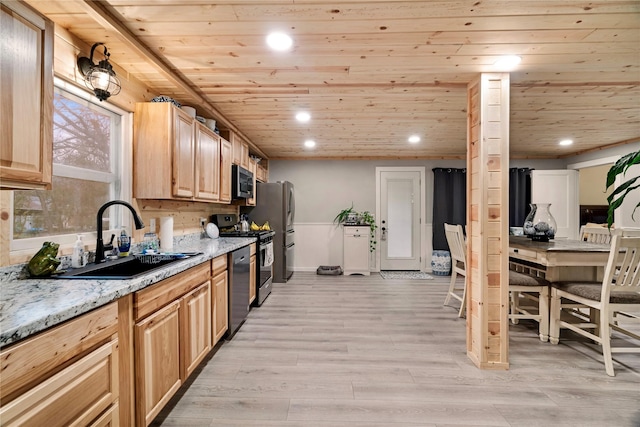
508, 236, 611, 282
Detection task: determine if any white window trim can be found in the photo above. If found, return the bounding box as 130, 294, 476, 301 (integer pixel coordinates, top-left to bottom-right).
10, 77, 133, 254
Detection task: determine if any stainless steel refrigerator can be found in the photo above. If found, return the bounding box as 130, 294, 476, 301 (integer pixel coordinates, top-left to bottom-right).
248, 181, 295, 283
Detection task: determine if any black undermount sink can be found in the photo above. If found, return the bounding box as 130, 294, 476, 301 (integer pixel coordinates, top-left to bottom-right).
55, 253, 202, 280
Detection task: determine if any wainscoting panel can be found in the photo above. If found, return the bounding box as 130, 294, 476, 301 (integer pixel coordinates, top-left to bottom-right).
293, 222, 435, 273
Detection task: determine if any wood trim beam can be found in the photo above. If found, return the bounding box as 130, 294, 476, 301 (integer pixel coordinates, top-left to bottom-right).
557, 137, 640, 159
76, 0, 268, 160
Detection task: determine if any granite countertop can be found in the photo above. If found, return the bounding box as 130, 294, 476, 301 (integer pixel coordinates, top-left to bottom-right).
0, 236, 255, 348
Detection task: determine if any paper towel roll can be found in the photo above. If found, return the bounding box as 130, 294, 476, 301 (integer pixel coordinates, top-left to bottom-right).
160, 216, 174, 250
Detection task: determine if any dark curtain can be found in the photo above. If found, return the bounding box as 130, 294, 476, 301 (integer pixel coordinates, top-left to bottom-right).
432, 168, 466, 250
509, 168, 533, 227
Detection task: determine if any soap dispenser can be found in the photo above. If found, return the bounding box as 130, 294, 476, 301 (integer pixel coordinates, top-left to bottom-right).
71, 235, 85, 268
118, 229, 131, 257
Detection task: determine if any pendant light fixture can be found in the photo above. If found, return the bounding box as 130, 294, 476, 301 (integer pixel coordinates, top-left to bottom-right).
77, 42, 121, 101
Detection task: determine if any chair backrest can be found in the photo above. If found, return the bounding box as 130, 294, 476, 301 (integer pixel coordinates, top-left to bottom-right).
444, 223, 466, 264
602, 235, 640, 297
580, 225, 612, 244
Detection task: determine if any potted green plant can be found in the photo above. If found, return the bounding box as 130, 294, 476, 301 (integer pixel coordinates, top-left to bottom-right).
605, 150, 640, 228
334, 206, 378, 252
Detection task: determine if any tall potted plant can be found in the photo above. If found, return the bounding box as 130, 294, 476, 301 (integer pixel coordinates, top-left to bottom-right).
605, 150, 640, 228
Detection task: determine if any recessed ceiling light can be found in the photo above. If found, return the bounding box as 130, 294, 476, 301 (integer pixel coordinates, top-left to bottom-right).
296, 112, 311, 122
494, 55, 521, 70
266, 32, 293, 51
559, 139, 573, 146
304, 139, 316, 148
408, 135, 421, 144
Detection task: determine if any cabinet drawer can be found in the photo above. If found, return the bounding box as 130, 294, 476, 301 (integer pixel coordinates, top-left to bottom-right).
134, 263, 210, 321
211, 254, 227, 276
0, 339, 119, 427
90, 402, 119, 427
344, 226, 369, 236
1, 302, 118, 402
509, 247, 538, 261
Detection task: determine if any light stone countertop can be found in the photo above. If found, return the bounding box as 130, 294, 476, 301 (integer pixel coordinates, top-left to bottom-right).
0, 236, 255, 348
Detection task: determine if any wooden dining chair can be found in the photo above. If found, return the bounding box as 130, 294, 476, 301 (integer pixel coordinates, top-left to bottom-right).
579, 225, 612, 244
443, 223, 467, 318
549, 235, 640, 376
509, 270, 550, 342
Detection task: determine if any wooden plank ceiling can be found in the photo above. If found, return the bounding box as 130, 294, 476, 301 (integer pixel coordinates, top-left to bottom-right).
25, 0, 640, 160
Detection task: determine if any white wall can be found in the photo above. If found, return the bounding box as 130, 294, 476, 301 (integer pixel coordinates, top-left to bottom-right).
267, 158, 566, 272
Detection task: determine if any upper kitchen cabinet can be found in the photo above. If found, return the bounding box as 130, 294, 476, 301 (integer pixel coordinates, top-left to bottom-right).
219, 137, 232, 203
0, 1, 53, 190
221, 130, 249, 169
256, 161, 268, 183
134, 102, 227, 203
195, 123, 220, 201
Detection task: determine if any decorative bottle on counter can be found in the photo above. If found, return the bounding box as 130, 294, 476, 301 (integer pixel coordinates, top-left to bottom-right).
71, 234, 85, 268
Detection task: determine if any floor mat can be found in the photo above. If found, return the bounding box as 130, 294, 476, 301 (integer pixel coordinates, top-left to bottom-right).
379, 270, 434, 280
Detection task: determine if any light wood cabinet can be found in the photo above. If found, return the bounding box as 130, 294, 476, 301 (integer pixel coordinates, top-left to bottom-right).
212, 255, 229, 344
133, 263, 211, 426
0, 302, 119, 426
256, 163, 268, 183
249, 243, 256, 305
134, 300, 181, 427
195, 124, 221, 201
173, 110, 196, 198
230, 132, 250, 169
343, 225, 371, 276
134, 103, 230, 204
0, 1, 53, 190
180, 281, 211, 379
219, 137, 232, 203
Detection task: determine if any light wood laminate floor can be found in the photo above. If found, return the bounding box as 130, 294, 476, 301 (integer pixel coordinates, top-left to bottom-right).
152, 272, 640, 427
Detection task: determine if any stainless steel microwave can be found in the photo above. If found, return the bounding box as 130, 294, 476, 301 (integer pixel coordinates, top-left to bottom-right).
232, 164, 254, 199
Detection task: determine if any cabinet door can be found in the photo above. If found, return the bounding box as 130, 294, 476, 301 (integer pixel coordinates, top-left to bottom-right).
180, 281, 211, 379
212, 270, 228, 344
219, 137, 232, 203
343, 227, 370, 275
135, 301, 181, 427
0, 2, 53, 190
532, 170, 579, 239
195, 124, 220, 201
172, 109, 195, 198
0, 340, 118, 427
240, 142, 250, 169
249, 253, 256, 305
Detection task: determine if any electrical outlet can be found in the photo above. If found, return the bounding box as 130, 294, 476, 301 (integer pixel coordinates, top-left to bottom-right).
199, 217, 207, 227
149, 218, 156, 233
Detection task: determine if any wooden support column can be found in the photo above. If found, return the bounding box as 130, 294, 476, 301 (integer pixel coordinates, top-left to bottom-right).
466, 73, 510, 370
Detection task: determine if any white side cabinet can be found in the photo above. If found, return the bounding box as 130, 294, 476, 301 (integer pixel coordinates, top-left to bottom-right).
343, 225, 370, 276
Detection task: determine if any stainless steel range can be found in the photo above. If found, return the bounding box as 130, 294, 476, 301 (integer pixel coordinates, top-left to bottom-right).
212, 214, 275, 306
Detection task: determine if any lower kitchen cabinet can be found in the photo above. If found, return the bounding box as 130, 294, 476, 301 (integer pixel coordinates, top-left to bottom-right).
343, 225, 371, 276
212, 254, 229, 344
0, 302, 119, 427
133, 263, 211, 426
181, 281, 212, 378
135, 300, 181, 427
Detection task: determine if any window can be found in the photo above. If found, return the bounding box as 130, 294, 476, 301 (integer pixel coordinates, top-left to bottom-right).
12, 79, 131, 252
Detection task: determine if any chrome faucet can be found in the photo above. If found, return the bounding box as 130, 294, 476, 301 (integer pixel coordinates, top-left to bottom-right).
95, 200, 145, 263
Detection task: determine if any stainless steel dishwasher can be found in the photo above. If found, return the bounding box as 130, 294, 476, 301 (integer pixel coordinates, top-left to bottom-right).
228, 245, 250, 339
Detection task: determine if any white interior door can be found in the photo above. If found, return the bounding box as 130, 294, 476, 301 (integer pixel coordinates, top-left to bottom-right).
379, 170, 421, 270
